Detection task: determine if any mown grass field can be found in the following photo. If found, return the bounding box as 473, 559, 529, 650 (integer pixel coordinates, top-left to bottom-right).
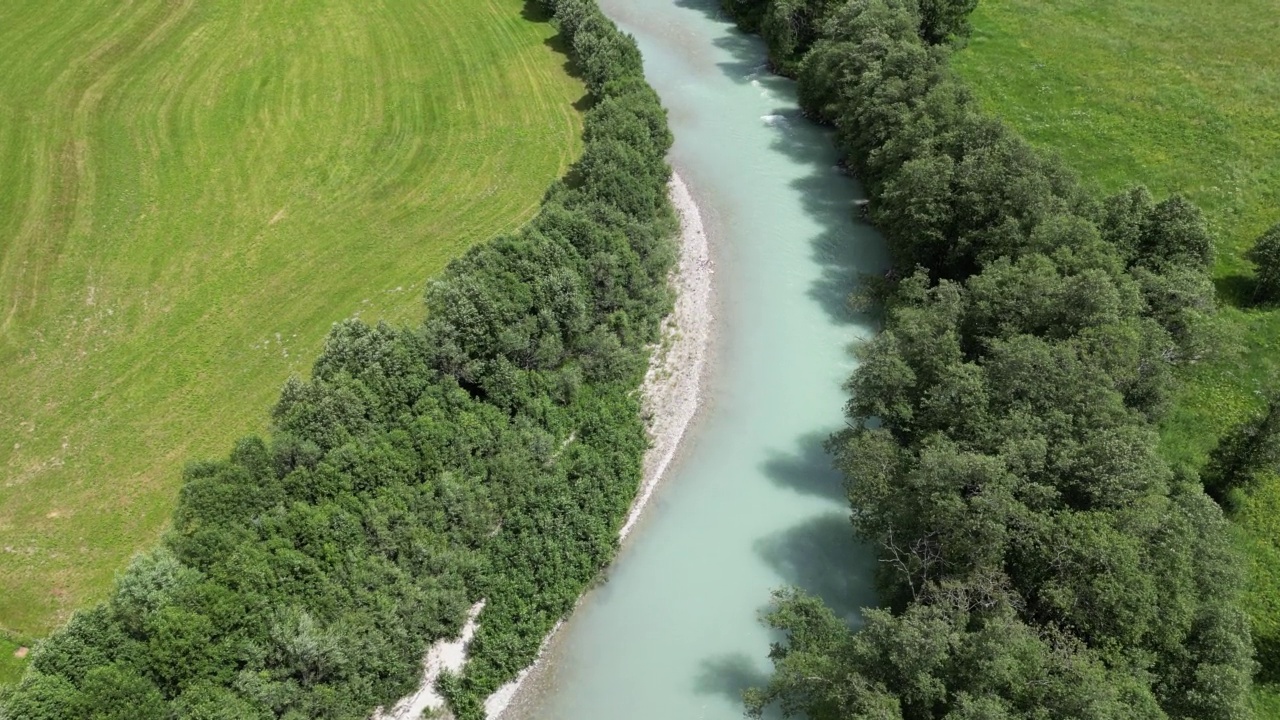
0, 0, 583, 650
0, 635, 25, 686
952, 0, 1280, 712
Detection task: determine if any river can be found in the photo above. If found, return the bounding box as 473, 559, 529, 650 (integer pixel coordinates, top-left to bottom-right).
506, 1, 888, 717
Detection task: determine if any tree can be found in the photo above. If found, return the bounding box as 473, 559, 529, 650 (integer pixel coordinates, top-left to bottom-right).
170, 683, 269, 720
79, 665, 167, 720
145, 607, 221, 693
748, 588, 1162, 720
916, 0, 978, 44
1098, 185, 1154, 264
759, 0, 846, 74
0, 673, 84, 720
1138, 194, 1215, 270
722, 0, 772, 31
1129, 263, 1217, 361
872, 152, 956, 269
1246, 221, 1280, 301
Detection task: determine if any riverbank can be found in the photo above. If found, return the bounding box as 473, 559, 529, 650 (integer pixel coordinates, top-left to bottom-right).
483, 171, 713, 718
623, 172, 714, 541
371, 171, 714, 720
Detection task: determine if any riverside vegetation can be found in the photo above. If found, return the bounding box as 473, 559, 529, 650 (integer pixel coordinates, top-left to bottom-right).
725, 0, 1255, 718
0, 0, 677, 718
949, 1, 1280, 712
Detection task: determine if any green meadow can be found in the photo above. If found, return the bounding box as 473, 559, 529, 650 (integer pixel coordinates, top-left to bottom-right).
0, 0, 582, 645
0, 635, 24, 686
953, 0, 1280, 711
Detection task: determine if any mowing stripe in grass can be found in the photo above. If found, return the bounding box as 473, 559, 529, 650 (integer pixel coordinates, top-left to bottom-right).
0, 0, 583, 637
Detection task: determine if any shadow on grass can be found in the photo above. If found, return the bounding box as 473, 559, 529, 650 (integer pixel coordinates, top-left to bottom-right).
522, 0, 594, 112
521, 0, 551, 22
1216, 273, 1259, 309
1256, 633, 1280, 685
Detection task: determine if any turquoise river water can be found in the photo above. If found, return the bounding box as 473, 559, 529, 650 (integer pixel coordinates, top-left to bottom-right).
509, 1, 889, 717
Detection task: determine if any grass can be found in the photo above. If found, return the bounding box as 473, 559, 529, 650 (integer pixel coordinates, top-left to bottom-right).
0, 635, 28, 687
0, 0, 583, 648
952, 0, 1280, 709
1257, 688, 1280, 720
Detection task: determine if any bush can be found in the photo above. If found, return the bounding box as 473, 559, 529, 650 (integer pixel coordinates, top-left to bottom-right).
1248, 222, 1280, 302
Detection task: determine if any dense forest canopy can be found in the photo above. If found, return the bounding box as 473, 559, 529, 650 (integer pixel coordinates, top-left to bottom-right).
724, 0, 1255, 718
0, 1, 675, 719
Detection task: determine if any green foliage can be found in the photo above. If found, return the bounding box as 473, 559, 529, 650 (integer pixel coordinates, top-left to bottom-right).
1139, 195, 1216, 272
730, 0, 1253, 717
760, 0, 848, 75
947, 3, 1280, 699
749, 588, 1167, 720
915, 0, 977, 43
723, 0, 773, 32
1247, 224, 1280, 303
0, 1, 675, 718
724, 0, 975, 74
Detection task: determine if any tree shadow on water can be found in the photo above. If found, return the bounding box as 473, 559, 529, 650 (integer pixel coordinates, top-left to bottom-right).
703, 25, 768, 84
761, 431, 846, 502
673, 0, 729, 21
755, 511, 879, 625
671, 0, 776, 84
694, 653, 781, 719
694, 514, 878, 716
768, 115, 891, 329
670, 0, 892, 329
